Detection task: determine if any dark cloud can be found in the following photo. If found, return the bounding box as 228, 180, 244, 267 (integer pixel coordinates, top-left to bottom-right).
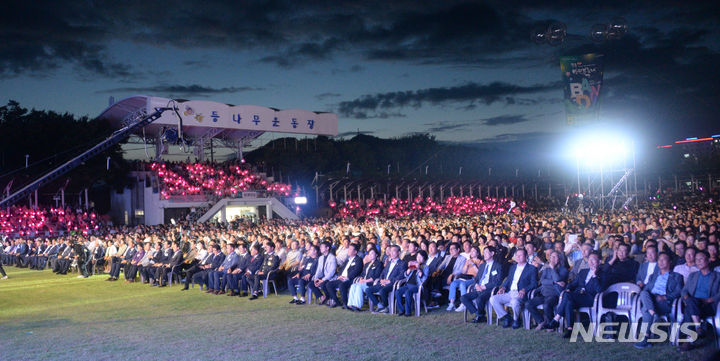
473, 131, 555, 143
426, 123, 471, 133
97, 85, 264, 97
336, 130, 375, 137
481, 115, 529, 126
315, 92, 342, 100
338, 81, 558, 118
2, 1, 718, 75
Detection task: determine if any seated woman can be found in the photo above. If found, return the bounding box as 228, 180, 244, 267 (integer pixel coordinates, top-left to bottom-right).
395, 250, 429, 316
527, 250, 568, 330
545, 251, 605, 337
447, 247, 480, 311
346, 248, 383, 311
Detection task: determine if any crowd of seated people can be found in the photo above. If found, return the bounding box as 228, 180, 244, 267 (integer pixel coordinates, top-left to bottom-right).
146, 161, 291, 199
0, 206, 101, 236
333, 196, 523, 218
1, 189, 720, 353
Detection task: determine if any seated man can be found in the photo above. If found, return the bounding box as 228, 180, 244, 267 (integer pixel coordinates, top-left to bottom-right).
546, 252, 606, 338
207, 243, 239, 294
323, 243, 363, 308
289, 245, 319, 305
309, 241, 337, 305
125, 243, 146, 282
634, 252, 684, 349
141, 243, 162, 283
678, 250, 720, 351
91, 239, 105, 273
193, 245, 224, 290
430, 242, 466, 303
460, 246, 503, 323
224, 243, 250, 296
240, 244, 263, 296
150, 241, 173, 285
489, 248, 537, 329
636, 245, 659, 289
366, 245, 406, 313
527, 250, 568, 329
155, 242, 183, 287
182, 241, 211, 291
603, 242, 639, 287
54, 240, 74, 275
673, 247, 698, 284
248, 241, 280, 300
37, 239, 58, 270
109, 241, 137, 281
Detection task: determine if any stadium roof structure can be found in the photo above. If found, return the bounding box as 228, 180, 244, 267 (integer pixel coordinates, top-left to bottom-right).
97, 95, 339, 153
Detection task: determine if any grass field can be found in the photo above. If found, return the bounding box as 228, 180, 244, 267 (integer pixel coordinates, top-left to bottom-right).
0, 268, 715, 361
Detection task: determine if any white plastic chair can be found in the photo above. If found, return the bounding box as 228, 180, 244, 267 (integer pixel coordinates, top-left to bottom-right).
596, 282, 641, 335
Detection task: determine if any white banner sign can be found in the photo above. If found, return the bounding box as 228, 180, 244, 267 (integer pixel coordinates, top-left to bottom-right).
146, 97, 338, 136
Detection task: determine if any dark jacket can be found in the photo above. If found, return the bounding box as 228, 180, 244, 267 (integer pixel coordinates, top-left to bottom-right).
643, 270, 683, 300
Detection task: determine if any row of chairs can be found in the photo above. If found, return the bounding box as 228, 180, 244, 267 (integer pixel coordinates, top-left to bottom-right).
463, 282, 720, 347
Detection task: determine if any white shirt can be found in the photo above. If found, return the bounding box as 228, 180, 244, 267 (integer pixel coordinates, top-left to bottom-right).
341, 257, 355, 278
480, 261, 493, 286
585, 269, 596, 285
427, 255, 436, 267
673, 264, 698, 283
510, 263, 526, 291
195, 249, 208, 261
385, 259, 397, 280
644, 262, 657, 284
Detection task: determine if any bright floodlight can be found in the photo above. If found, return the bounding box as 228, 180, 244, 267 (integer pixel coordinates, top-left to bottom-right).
294, 196, 307, 205
570, 130, 630, 167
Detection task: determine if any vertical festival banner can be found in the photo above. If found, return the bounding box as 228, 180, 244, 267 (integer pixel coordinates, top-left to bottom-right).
560, 54, 604, 125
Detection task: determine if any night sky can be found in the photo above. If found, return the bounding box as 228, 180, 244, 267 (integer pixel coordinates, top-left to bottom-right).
1, 1, 719, 151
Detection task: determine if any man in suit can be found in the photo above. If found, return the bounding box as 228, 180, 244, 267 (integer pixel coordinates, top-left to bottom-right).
194, 244, 225, 290
15, 240, 30, 267
54, 240, 74, 274
224, 242, 250, 296
37, 239, 58, 270
125, 243, 145, 282
108, 240, 127, 280
679, 250, 720, 351
433, 242, 466, 293
366, 244, 406, 313
149, 241, 173, 285
248, 241, 280, 300
546, 252, 606, 338
323, 243, 363, 308
634, 252, 684, 349
289, 245, 319, 305
156, 242, 183, 287
207, 243, 239, 294
569, 243, 592, 282
28, 239, 47, 270
460, 246, 504, 323
636, 245, 659, 289
108, 241, 136, 281
309, 241, 337, 304
182, 242, 212, 290
489, 248, 538, 329
240, 244, 263, 296
91, 239, 105, 273
141, 242, 162, 283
